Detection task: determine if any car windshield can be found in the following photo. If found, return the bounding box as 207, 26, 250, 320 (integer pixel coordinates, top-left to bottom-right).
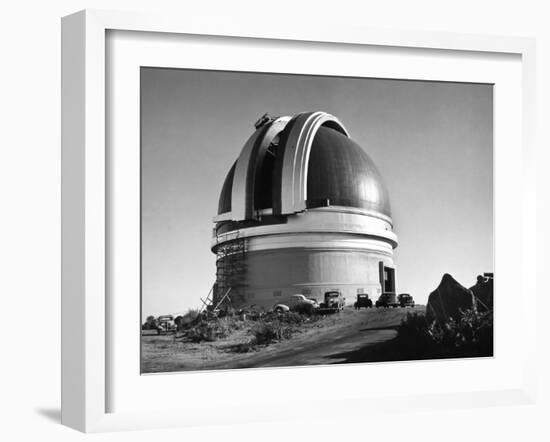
326, 292, 339, 297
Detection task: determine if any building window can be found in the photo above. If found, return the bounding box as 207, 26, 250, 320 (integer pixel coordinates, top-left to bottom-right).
273, 290, 282, 297
247, 293, 256, 299
301, 288, 311, 295
357, 288, 364, 294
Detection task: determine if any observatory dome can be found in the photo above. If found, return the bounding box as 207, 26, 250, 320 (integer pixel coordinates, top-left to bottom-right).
217, 116, 391, 219
211, 111, 398, 311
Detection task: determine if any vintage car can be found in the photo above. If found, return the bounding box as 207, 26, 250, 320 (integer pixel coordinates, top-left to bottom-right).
397, 293, 415, 307
319, 290, 345, 313
273, 294, 317, 313
156, 315, 177, 334
353, 293, 373, 309
375, 293, 399, 308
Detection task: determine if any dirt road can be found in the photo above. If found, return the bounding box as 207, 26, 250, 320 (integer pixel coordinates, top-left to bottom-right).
141, 306, 425, 373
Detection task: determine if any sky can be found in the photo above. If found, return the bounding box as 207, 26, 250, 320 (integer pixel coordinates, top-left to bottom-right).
141, 68, 493, 318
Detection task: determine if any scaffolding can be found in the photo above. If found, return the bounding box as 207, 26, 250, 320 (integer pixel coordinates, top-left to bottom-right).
214, 236, 247, 309
199, 285, 232, 314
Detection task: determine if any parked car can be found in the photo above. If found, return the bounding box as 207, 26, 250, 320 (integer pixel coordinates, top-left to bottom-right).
319, 290, 345, 313
354, 293, 373, 309
273, 304, 290, 313
306, 297, 320, 308
398, 293, 415, 307
288, 294, 317, 308
273, 294, 316, 313
375, 293, 399, 308
156, 315, 177, 334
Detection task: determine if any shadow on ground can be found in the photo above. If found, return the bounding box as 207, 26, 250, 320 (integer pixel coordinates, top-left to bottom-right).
35, 408, 61, 423
326, 333, 493, 365
359, 325, 399, 332
325, 333, 407, 364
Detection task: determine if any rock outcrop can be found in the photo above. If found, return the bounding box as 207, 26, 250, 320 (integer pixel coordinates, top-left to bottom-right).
425, 274, 475, 323
469, 275, 494, 313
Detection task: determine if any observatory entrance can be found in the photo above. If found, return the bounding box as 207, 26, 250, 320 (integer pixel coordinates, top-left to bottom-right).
379, 262, 396, 293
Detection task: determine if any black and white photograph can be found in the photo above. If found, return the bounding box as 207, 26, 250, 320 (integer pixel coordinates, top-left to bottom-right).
1, 0, 547, 437
4, 0, 548, 439
140, 68, 494, 374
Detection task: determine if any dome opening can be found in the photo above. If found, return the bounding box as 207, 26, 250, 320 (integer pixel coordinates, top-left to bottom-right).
321, 120, 347, 135
217, 160, 236, 214
254, 144, 275, 210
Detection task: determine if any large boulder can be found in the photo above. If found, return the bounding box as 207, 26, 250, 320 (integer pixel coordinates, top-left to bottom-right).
469, 275, 494, 313
426, 274, 475, 323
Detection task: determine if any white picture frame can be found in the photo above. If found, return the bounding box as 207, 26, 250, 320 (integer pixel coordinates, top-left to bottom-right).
61, 9, 537, 433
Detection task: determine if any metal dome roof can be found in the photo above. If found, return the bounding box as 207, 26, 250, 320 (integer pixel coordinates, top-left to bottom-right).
306, 126, 391, 216
216, 111, 391, 221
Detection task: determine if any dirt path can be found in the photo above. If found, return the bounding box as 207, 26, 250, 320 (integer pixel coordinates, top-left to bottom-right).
234, 328, 397, 368
142, 307, 425, 373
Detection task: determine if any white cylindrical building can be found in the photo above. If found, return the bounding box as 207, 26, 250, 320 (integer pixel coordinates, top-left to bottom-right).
212, 111, 398, 309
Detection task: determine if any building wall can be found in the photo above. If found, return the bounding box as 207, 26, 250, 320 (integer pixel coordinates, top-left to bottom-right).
220, 246, 394, 310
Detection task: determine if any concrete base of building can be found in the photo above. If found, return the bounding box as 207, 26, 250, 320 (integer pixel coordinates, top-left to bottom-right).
216, 245, 395, 310
213, 209, 397, 311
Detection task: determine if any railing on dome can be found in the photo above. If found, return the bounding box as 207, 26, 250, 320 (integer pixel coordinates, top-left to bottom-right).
214, 233, 247, 309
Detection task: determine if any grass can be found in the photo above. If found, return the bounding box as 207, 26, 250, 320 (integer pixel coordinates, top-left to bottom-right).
141, 307, 424, 372
178, 308, 324, 348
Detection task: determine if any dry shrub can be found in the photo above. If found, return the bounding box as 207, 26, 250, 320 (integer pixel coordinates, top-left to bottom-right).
175, 308, 201, 331
251, 321, 293, 345
280, 311, 306, 324
184, 308, 324, 349
248, 309, 324, 346
251, 322, 280, 345
291, 302, 316, 316
427, 309, 493, 355
395, 309, 493, 358
186, 317, 238, 342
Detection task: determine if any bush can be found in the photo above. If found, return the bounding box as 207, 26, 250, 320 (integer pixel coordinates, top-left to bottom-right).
251, 320, 294, 345
436, 309, 493, 356
394, 309, 493, 359
142, 315, 158, 330
175, 308, 200, 331
217, 306, 237, 318
292, 302, 315, 316
183, 307, 324, 348
186, 317, 235, 342
281, 311, 306, 324
251, 322, 280, 345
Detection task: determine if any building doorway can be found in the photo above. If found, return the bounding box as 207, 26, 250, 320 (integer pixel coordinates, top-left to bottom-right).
378, 262, 396, 293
